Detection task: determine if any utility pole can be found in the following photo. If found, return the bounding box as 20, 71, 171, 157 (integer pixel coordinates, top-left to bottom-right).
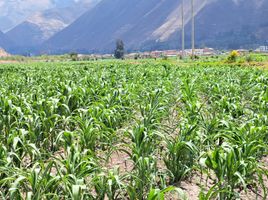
181, 0, 185, 59
191, 0, 195, 59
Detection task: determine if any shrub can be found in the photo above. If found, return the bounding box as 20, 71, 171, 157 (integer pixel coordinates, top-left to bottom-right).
245, 54, 254, 62
190, 55, 199, 60
162, 56, 168, 60
227, 50, 239, 62
134, 54, 140, 60
69, 52, 78, 61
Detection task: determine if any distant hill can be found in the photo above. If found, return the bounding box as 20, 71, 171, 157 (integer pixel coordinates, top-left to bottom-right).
44, 0, 191, 53
188, 0, 268, 49
44, 0, 268, 53
6, 0, 101, 53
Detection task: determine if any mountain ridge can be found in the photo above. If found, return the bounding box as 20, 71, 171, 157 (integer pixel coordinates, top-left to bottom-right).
45, 0, 268, 54
2, 0, 268, 54
44, 0, 187, 53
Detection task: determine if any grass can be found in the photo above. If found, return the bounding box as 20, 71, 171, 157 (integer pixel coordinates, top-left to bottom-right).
0, 58, 267, 199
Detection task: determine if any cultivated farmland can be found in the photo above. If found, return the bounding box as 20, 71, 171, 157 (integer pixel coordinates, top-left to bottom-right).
0, 60, 267, 199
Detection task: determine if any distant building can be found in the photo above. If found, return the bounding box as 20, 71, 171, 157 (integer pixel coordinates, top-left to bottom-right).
194, 49, 204, 56
261, 46, 268, 52
142, 52, 151, 59
124, 48, 217, 59
77, 53, 113, 60
237, 49, 248, 53
256, 46, 268, 52
163, 50, 178, 57
184, 48, 216, 56
203, 48, 216, 56
150, 51, 163, 58
102, 54, 113, 59
237, 49, 248, 55
124, 53, 137, 59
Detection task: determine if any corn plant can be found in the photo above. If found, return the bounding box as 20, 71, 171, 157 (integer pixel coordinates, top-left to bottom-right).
147, 186, 187, 200
164, 136, 196, 184
0, 60, 267, 199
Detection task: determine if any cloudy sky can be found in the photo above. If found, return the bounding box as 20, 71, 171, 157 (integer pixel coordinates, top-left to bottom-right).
0, 0, 91, 32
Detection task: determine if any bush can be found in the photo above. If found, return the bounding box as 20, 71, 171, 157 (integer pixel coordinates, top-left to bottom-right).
69, 52, 78, 61
190, 55, 199, 60
227, 50, 239, 62
245, 55, 254, 62
134, 54, 140, 60
162, 56, 168, 60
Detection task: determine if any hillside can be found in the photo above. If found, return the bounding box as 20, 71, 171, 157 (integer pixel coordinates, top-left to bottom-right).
44, 0, 195, 53
45, 0, 268, 53
187, 0, 268, 49
0, 30, 13, 50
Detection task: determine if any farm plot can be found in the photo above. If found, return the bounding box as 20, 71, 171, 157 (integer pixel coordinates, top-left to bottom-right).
0, 61, 267, 199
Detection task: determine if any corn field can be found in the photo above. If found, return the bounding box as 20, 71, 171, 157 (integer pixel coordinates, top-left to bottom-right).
0, 61, 267, 199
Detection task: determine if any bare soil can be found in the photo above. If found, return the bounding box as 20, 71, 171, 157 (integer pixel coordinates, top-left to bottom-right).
0, 60, 19, 64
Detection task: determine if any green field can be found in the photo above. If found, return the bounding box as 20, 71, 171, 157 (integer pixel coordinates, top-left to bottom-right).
0, 60, 267, 199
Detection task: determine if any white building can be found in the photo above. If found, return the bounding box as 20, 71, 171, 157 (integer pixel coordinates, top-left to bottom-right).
257, 46, 268, 52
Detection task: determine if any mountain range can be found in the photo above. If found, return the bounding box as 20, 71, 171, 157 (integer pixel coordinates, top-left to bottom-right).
6, 1, 100, 46
1, 0, 268, 55
0, 0, 97, 32
4, 0, 100, 54
0, 0, 58, 32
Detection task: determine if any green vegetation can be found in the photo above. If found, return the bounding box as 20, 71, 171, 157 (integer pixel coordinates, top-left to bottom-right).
0, 59, 267, 199
114, 39, 125, 59
227, 50, 239, 62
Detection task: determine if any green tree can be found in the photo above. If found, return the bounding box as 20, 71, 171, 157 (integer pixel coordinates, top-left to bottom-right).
69, 52, 78, 61
114, 39, 125, 59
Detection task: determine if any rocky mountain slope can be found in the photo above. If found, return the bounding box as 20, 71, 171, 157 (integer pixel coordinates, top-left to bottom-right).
44, 0, 268, 53
187, 0, 268, 49
44, 0, 195, 53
